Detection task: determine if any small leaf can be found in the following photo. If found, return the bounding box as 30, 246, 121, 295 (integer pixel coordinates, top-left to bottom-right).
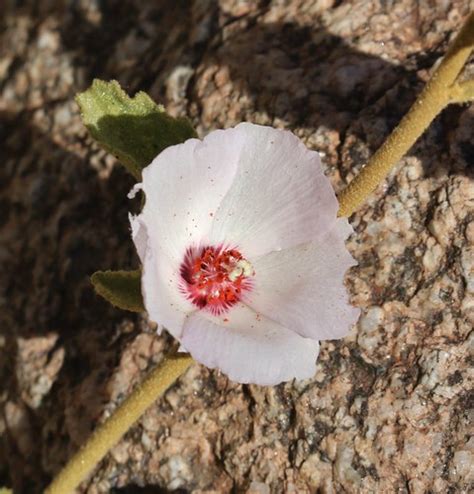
76, 79, 197, 179
91, 270, 144, 312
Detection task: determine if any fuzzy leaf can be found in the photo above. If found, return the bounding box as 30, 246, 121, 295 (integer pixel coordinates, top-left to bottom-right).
76, 79, 197, 179
91, 270, 144, 312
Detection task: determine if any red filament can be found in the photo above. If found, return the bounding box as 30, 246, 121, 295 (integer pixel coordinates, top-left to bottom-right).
180, 245, 253, 314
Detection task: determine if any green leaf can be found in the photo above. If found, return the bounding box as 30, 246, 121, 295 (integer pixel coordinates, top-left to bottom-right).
76, 79, 197, 179
91, 270, 144, 312
0, 488, 13, 494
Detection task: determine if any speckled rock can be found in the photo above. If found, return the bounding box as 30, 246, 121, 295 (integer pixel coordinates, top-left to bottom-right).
0, 1, 473, 493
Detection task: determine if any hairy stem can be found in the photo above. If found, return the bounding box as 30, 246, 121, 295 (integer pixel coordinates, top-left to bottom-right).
45, 354, 193, 494
449, 79, 474, 103
338, 12, 474, 218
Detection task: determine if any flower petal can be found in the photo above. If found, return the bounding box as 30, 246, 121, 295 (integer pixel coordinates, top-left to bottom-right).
208, 123, 338, 258
247, 218, 360, 340
180, 303, 319, 385
132, 128, 246, 337
131, 217, 194, 338
138, 129, 244, 263
129, 213, 147, 263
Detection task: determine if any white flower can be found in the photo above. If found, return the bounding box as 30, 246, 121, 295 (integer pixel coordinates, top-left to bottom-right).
129, 123, 359, 385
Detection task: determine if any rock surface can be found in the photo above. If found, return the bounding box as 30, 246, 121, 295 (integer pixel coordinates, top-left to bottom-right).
1, 1, 473, 493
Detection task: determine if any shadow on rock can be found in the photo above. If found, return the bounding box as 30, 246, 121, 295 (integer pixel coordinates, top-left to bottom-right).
195, 16, 471, 182
0, 109, 142, 493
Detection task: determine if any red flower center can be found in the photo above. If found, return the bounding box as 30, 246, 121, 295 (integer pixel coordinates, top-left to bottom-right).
180, 245, 254, 314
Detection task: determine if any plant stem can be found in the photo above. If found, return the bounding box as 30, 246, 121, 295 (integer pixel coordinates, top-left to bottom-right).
44, 354, 193, 494
337, 12, 474, 218
449, 79, 474, 103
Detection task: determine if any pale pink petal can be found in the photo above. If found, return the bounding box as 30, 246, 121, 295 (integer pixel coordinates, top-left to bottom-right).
129, 214, 147, 263
138, 129, 244, 264
208, 123, 338, 258
132, 129, 246, 337
130, 218, 194, 338
247, 218, 360, 341
181, 304, 319, 385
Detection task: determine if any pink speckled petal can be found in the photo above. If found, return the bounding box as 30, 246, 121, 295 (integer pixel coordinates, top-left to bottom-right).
137, 129, 244, 264
181, 303, 320, 385
248, 218, 360, 340
208, 123, 338, 258
129, 217, 193, 338
130, 128, 246, 335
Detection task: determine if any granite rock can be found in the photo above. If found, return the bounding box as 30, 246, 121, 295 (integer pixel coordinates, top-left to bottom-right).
0, 1, 473, 493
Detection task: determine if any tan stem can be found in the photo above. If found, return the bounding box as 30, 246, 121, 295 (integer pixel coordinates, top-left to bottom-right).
449, 79, 474, 103
44, 354, 193, 494
337, 12, 474, 218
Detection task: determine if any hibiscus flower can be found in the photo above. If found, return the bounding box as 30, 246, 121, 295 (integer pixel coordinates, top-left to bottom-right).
129, 123, 359, 385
